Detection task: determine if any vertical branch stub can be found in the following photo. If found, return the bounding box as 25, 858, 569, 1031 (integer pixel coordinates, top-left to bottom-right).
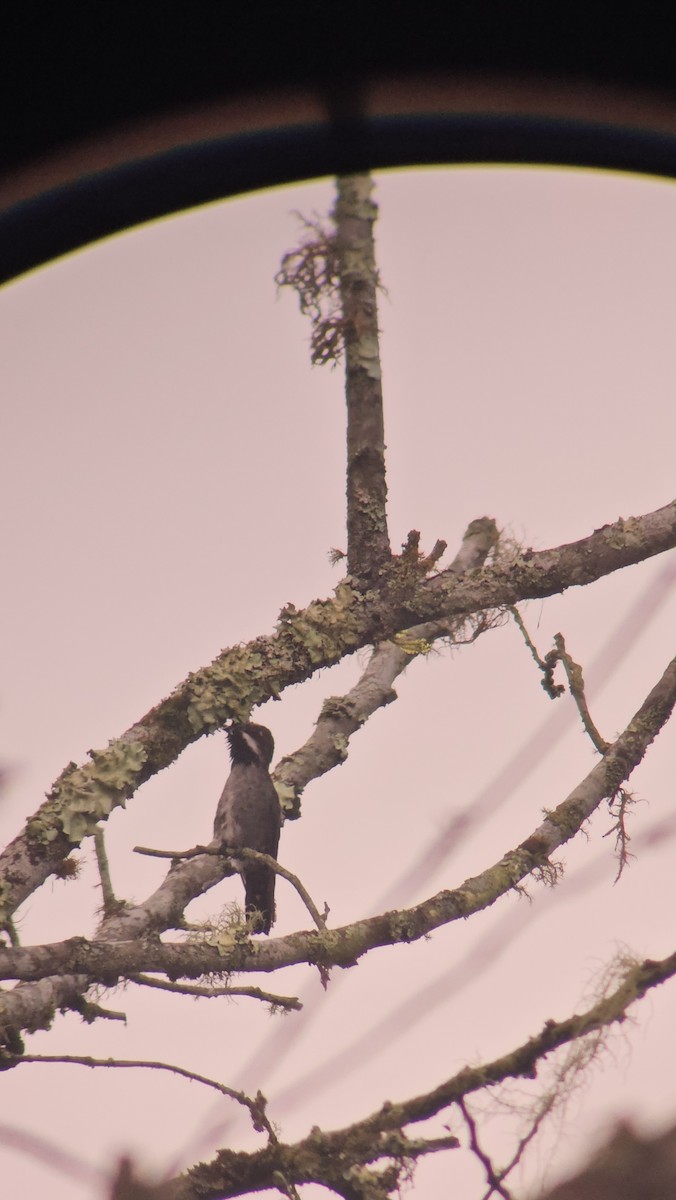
334, 174, 390, 580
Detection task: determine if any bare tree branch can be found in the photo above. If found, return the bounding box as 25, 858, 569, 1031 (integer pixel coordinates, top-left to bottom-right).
552, 633, 610, 753
94, 827, 120, 916
129, 975, 301, 1010
14, 1054, 277, 1140
134, 844, 328, 931
510, 605, 565, 699
458, 1096, 513, 1199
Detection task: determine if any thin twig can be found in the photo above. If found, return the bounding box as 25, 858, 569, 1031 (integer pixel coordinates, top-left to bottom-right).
133, 843, 221, 861
94, 827, 118, 915
458, 1097, 513, 1199
510, 607, 564, 699
16, 1054, 277, 1141
237, 849, 328, 931
512, 615, 613, 754
479, 1092, 557, 1200
133, 843, 328, 931
509, 605, 547, 670
129, 974, 301, 1010
553, 633, 610, 752
604, 786, 637, 880
75, 998, 126, 1023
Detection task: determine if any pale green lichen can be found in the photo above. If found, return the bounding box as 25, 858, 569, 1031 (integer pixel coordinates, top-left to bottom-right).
201, 927, 239, 955
342, 1164, 388, 1199
186, 905, 254, 964
387, 912, 419, 943
274, 780, 297, 814
606, 516, 643, 550
185, 645, 262, 733
185, 583, 365, 734
352, 333, 382, 380
392, 633, 433, 656
0, 879, 12, 920
37, 739, 148, 844
276, 581, 364, 667
332, 732, 350, 760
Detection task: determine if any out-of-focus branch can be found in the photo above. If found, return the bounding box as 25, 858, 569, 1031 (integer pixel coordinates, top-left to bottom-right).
0, 1122, 104, 1188
334, 174, 390, 578
537, 1120, 676, 1199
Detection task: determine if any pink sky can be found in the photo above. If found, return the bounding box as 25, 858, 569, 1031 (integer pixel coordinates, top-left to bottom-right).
2, 166, 676, 1198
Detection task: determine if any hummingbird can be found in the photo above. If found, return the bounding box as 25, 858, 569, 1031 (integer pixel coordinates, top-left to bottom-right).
213, 722, 281, 934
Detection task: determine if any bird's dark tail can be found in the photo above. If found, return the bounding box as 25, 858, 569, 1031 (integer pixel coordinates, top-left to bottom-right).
244, 867, 276, 935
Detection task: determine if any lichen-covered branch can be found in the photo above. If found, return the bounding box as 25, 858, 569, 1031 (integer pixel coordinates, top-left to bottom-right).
2, 650, 674, 1047
2, 498, 674, 925
335, 174, 390, 578
276, 517, 499, 817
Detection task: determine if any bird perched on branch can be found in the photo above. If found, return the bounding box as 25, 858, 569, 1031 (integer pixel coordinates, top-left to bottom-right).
213, 722, 281, 934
